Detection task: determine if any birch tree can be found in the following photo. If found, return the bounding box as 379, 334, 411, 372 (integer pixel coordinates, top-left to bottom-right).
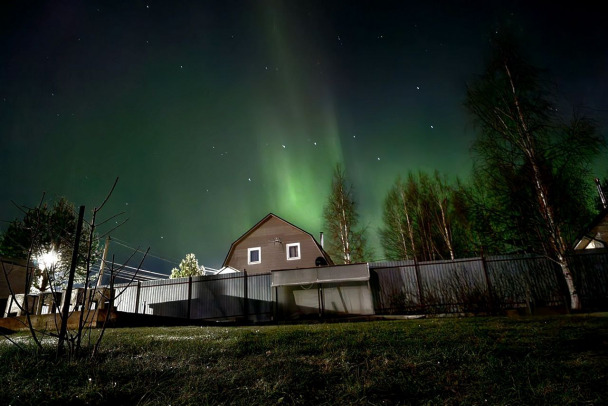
323, 164, 369, 264
465, 35, 603, 310
380, 172, 475, 261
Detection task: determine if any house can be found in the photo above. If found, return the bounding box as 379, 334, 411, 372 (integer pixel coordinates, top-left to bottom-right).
0, 257, 33, 316
222, 213, 333, 274
573, 207, 608, 250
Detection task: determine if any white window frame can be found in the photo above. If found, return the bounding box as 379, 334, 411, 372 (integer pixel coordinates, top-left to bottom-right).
286, 242, 301, 260
248, 247, 261, 265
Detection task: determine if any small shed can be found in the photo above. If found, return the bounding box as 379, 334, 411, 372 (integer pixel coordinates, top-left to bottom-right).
573, 207, 608, 250
271, 263, 374, 319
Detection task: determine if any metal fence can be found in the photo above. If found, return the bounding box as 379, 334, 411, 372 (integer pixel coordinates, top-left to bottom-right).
114, 272, 273, 322
369, 250, 608, 314
111, 251, 608, 321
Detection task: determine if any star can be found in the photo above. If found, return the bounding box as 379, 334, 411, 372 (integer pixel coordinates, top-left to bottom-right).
377, 157, 381, 160
282, 145, 286, 148
313, 142, 317, 146
430, 125, 434, 129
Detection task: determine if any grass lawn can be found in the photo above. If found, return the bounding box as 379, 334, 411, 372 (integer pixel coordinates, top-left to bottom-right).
1, 314, 607, 405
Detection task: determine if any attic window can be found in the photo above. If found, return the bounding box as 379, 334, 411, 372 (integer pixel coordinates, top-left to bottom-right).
248, 247, 261, 265
286, 243, 301, 260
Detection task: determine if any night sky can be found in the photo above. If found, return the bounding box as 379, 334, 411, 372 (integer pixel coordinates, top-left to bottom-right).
2, 1, 607, 275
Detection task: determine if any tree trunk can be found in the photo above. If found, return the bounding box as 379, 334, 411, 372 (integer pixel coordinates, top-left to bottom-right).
558, 257, 581, 311
504, 62, 581, 310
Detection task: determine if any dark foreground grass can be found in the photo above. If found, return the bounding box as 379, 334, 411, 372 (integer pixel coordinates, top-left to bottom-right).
1, 314, 607, 405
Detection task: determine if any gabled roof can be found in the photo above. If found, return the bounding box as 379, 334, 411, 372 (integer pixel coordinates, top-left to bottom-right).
222, 213, 333, 266
573, 207, 608, 250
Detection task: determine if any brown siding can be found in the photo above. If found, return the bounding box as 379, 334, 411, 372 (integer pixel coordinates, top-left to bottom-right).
226, 216, 325, 274
0, 259, 29, 298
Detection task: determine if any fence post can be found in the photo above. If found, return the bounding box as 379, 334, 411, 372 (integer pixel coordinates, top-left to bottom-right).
134, 281, 141, 314
187, 276, 192, 320
273, 286, 278, 322
413, 258, 425, 311
318, 284, 324, 318
243, 271, 248, 322
479, 249, 495, 313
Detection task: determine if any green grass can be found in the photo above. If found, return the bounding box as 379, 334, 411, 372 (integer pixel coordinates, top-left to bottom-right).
1, 315, 607, 405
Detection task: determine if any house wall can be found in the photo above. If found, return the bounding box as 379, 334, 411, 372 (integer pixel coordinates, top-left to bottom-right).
0, 258, 30, 298
225, 216, 325, 274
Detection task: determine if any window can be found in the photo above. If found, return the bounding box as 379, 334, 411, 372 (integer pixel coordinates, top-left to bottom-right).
286, 243, 301, 260
248, 247, 261, 264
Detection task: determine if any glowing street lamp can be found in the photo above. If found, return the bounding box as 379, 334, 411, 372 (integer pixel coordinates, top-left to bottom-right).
37, 249, 61, 271
33, 248, 61, 293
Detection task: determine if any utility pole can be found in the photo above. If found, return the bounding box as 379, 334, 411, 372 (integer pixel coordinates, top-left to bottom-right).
96, 236, 111, 287
57, 205, 85, 356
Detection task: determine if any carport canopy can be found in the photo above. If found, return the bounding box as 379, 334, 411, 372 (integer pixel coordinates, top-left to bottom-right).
271, 263, 370, 287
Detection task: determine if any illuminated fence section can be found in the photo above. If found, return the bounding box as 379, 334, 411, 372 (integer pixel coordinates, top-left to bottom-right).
190, 274, 244, 320
141, 278, 190, 317
247, 273, 273, 321
114, 283, 138, 313
114, 272, 273, 321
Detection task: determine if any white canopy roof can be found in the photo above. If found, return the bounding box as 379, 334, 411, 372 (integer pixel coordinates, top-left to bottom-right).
271, 263, 369, 287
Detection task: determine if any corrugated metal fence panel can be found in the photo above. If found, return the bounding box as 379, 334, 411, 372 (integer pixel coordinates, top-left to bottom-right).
247, 273, 273, 320
369, 260, 415, 268
138, 278, 190, 318
568, 251, 608, 308
486, 255, 564, 309
113, 283, 138, 313
190, 273, 244, 320
418, 258, 487, 313
370, 265, 419, 313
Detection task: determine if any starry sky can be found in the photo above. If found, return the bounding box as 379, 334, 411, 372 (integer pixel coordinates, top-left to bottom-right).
2, 1, 607, 275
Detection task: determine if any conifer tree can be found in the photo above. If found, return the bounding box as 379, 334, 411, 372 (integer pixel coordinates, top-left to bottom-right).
170, 253, 202, 278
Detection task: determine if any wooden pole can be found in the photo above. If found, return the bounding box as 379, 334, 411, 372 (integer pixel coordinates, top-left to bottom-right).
96, 236, 111, 287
